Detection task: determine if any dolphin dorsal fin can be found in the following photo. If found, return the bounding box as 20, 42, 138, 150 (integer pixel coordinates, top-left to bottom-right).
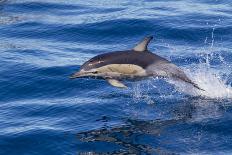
133, 36, 153, 52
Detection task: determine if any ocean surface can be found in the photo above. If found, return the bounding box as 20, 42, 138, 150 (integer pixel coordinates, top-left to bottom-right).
0, 0, 232, 154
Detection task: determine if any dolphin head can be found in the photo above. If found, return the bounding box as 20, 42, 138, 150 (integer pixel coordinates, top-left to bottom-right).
69, 68, 102, 79
70, 57, 106, 79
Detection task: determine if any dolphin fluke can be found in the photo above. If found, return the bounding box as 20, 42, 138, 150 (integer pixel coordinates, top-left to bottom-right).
171, 69, 205, 91
182, 78, 205, 91
192, 83, 205, 91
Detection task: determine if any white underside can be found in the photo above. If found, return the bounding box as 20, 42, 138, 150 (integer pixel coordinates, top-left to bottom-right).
96, 64, 148, 79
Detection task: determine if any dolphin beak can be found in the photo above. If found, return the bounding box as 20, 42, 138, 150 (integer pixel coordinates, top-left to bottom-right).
69, 71, 86, 79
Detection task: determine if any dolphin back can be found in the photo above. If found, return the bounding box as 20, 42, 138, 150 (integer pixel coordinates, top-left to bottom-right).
80, 50, 168, 71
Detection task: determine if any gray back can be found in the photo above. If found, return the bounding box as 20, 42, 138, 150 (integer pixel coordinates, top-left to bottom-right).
80, 50, 169, 71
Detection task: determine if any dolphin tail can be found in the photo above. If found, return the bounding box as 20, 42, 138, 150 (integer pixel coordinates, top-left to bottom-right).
163, 64, 205, 91
172, 71, 205, 91
180, 77, 205, 91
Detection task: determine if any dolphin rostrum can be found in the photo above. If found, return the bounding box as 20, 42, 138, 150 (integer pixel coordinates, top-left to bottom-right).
70, 36, 203, 90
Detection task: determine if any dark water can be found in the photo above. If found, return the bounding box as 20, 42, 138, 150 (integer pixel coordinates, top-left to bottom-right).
1, 0, 232, 154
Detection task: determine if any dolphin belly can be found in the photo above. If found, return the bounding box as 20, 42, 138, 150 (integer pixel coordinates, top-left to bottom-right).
96, 64, 148, 79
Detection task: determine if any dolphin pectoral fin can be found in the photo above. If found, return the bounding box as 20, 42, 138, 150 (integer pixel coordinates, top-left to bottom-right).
107, 79, 127, 88
133, 36, 153, 52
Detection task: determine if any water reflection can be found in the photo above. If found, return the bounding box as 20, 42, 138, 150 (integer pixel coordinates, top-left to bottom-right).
76, 98, 230, 154
0, 0, 20, 25
77, 118, 181, 154
76, 101, 190, 154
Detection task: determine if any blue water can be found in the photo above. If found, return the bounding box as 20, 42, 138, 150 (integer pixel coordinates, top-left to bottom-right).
1, 0, 232, 154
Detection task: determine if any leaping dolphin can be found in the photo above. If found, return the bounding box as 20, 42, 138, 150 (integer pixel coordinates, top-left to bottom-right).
70, 36, 203, 90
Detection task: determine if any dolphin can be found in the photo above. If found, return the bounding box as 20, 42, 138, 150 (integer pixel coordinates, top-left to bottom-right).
70, 36, 203, 90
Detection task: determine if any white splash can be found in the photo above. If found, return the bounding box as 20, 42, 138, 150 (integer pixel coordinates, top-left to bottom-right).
131, 82, 155, 104
192, 70, 232, 99
170, 66, 232, 99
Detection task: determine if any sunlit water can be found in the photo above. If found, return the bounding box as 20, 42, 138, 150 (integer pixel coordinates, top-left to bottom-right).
0, 0, 232, 154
